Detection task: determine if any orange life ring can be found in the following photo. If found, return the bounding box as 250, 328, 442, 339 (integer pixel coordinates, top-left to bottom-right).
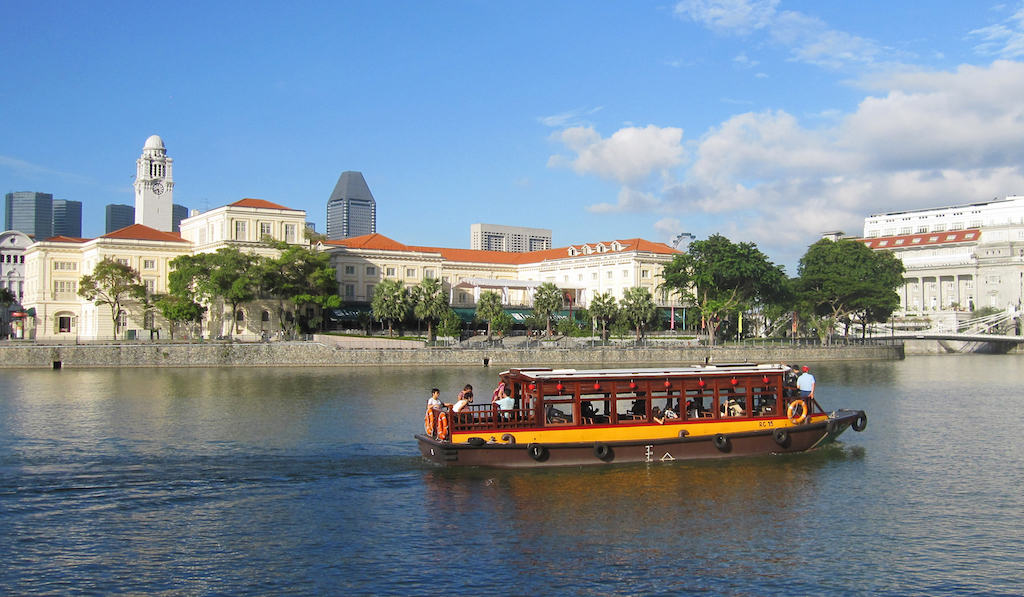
787, 400, 807, 425
424, 409, 436, 435
436, 411, 450, 441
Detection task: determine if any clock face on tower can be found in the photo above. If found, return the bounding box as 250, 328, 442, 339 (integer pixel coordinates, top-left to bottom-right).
152, 181, 165, 195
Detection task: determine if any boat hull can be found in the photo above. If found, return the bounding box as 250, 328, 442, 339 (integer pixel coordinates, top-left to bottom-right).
417, 410, 865, 468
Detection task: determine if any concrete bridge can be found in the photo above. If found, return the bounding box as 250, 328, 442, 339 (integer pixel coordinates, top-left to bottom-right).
873, 309, 1023, 353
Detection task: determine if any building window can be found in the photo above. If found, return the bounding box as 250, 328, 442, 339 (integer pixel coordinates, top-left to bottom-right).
607, 271, 613, 279
261, 310, 270, 322
144, 279, 156, 294
53, 261, 78, 271
143, 259, 156, 270
344, 265, 355, 275
641, 269, 649, 278
386, 267, 396, 276
236, 310, 245, 322
260, 222, 273, 239
53, 280, 77, 294
366, 266, 376, 275
424, 268, 435, 279
345, 284, 355, 298
406, 268, 416, 278
592, 272, 598, 280
234, 221, 247, 241
284, 224, 296, 243
366, 285, 375, 298
116, 258, 129, 266
58, 316, 73, 333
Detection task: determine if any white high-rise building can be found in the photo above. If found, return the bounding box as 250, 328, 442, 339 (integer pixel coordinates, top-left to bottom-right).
134, 135, 174, 231
471, 223, 552, 253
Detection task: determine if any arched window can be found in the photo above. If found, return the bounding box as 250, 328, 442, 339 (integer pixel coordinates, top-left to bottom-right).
261, 310, 270, 322
236, 310, 245, 322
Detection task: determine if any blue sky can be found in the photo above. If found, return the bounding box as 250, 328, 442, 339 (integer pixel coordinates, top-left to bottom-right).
4, 1, 1024, 272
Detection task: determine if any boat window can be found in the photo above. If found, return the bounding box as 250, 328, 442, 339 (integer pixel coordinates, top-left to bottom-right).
579, 392, 611, 425
685, 388, 712, 419
718, 382, 748, 418
613, 391, 647, 423
752, 379, 778, 416
650, 387, 681, 420
544, 396, 575, 426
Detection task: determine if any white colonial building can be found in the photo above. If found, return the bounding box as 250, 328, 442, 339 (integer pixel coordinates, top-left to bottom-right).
861, 196, 1024, 314
325, 233, 680, 309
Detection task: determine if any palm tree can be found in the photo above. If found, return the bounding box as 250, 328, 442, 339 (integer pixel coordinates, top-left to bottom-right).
371, 279, 410, 337
475, 290, 503, 338
532, 282, 563, 336
413, 278, 448, 341
620, 287, 657, 340
589, 291, 618, 341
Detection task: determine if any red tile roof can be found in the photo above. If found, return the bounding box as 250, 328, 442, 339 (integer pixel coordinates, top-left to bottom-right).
328, 234, 678, 264
44, 236, 90, 243
860, 229, 980, 249
100, 224, 187, 242
229, 198, 298, 211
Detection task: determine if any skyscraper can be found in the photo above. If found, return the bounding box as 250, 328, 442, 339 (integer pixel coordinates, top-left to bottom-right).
4, 192, 53, 239
52, 199, 83, 237
470, 223, 552, 252
172, 203, 189, 232
105, 204, 135, 233
326, 171, 376, 240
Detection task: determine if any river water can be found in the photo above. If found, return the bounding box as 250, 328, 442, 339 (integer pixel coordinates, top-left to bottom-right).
1, 355, 1022, 596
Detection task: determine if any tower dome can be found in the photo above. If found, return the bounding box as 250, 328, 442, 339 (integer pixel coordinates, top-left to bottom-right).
143, 134, 165, 150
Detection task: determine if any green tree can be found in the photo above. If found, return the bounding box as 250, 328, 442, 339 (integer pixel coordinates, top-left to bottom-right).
796, 239, 905, 341
78, 258, 146, 340
371, 279, 409, 336
475, 290, 503, 338
491, 309, 514, 337
437, 307, 462, 343
619, 287, 657, 340
206, 247, 259, 338
589, 291, 618, 341
260, 242, 340, 333
412, 277, 448, 341
660, 234, 787, 346
532, 282, 563, 336
155, 293, 206, 340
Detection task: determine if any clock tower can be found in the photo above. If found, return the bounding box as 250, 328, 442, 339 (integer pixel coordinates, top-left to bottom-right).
134, 134, 174, 231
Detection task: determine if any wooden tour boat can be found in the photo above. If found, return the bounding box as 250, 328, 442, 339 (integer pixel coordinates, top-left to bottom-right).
416, 363, 867, 468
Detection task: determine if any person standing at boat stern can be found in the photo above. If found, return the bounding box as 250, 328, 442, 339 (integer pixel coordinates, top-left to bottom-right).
797, 366, 815, 399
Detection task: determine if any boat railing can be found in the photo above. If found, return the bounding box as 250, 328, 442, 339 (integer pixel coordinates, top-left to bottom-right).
449, 403, 538, 431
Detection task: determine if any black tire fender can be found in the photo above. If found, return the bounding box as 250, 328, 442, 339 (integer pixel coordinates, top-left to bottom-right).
528, 443, 547, 461
467, 437, 486, 447
594, 442, 611, 460
773, 428, 789, 447
852, 411, 868, 432
713, 433, 729, 451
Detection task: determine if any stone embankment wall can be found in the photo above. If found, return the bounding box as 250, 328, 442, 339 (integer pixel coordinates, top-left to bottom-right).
0, 341, 903, 369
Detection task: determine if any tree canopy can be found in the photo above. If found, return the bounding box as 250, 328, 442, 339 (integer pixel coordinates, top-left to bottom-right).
619, 287, 657, 340
475, 290, 504, 338
532, 282, 563, 336
589, 291, 618, 341
371, 279, 409, 336
78, 258, 146, 339
412, 277, 448, 340
796, 238, 905, 339
661, 234, 787, 345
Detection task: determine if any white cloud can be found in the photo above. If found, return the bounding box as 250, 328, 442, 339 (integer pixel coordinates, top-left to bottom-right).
547, 125, 686, 185
970, 5, 1024, 57
553, 61, 1024, 266
537, 106, 604, 128
675, 0, 887, 69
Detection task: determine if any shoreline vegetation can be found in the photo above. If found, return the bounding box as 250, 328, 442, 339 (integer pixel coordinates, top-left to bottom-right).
0, 336, 903, 369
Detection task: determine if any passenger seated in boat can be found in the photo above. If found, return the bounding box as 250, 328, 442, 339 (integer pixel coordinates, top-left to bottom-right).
652, 406, 679, 424
546, 404, 570, 423
426, 388, 442, 410
629, 398, 646, 418
451, 390, 473, 413
721, 399, 744, 417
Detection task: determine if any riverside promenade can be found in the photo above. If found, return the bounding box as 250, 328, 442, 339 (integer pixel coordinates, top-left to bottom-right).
0, 337, 903, 369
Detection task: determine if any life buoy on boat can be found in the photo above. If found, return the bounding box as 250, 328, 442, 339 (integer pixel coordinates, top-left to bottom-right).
773, 428, 789, 447
593, 442, 611, 460
424, 409, 435, 435
713, 433, 729, 451
787, 400, 808, 425
435, 411, 449, 441
852, 410, 868, 432
528, 443, 548, 461
501, 433, 516, 444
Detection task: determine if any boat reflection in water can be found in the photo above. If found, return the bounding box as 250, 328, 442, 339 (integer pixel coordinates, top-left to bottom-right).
417, 364, 867, 468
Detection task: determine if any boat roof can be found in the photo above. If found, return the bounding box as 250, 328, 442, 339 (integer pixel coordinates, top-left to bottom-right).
502, 363, 789, 381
